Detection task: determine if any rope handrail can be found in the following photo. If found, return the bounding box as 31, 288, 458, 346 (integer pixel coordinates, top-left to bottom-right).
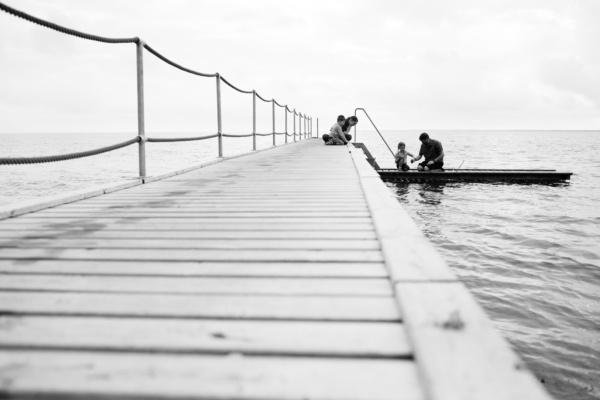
255, 92, 271, 103
220, 76, 253, 94
143, 43, 217, 78
1, 2, 314, 171
0, 137, 140, 165
221, 133, 254, 138
147, 134, 219, 143
0, 2, 138, 44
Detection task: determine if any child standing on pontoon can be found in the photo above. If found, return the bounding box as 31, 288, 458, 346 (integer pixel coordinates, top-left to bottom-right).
394, 142, 414, 171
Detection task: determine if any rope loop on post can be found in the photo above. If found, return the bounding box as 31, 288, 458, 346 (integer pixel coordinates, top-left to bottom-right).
0, 2, 138, 44
0, 137, 140, 165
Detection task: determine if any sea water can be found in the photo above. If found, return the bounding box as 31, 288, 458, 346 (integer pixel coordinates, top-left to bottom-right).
1, 130, 599, 399
367, 130, 600, 400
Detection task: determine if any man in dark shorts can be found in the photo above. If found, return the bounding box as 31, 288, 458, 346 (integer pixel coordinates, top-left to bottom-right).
411, 132, 445, 171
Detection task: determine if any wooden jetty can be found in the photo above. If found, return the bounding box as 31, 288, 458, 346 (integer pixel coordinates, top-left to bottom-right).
0, 139, 550, 400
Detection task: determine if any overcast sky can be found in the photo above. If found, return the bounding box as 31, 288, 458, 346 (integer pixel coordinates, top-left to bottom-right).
1, 0, 599, 134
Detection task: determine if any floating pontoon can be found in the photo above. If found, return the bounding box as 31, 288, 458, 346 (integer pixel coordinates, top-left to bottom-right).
377, 168, 573, 182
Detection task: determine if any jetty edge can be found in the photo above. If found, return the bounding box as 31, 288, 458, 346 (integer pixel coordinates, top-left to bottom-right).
0, 139, 551, 399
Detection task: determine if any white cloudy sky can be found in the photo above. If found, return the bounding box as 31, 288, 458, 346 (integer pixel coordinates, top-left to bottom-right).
1, 0, 599, 134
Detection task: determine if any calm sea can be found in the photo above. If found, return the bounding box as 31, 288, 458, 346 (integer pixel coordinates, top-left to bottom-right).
1, 130, 599, 399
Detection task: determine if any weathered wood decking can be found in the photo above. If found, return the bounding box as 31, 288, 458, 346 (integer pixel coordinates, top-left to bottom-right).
0, 140, 549, 400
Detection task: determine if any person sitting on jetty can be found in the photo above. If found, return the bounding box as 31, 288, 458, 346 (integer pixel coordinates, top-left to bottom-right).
322, 115, 344, 143
394, 142, 414, 171
323, 116, 357, 145
411, 132, 445, 171
323, 115, 351, 145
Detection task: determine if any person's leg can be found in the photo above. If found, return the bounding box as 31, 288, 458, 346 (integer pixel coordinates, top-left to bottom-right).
322, 134, 330, 143
329, 137, 344, 145
428, 161, 444, 170
401, 163, 410, 171
344, 134, 352, 142
418, 161, 427, 171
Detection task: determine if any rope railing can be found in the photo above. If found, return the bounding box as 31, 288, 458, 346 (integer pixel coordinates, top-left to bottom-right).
0, 2, 316, 175
0, 137, 140, 165
143, 43, 217, 78
0, 2, 138, 44
220, 76, 253, 94
221, 133, 254, 138
147, 134, 219, 143
255, 92, 271, 103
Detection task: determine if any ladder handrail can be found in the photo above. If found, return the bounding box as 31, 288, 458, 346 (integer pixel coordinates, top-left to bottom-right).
354, 108, 395, 156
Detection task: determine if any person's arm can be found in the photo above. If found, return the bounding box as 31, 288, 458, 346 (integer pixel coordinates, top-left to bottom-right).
428, 150, 445, 164
406, 151, 415, 158
412, 154, 422, 163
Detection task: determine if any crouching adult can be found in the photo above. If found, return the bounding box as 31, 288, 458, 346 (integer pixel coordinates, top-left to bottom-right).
412, 132, 444, 171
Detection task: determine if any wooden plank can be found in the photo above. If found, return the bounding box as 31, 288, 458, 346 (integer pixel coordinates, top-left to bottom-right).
0, 229, 378, 240
395, 282, 549, 400
0, 316, 410, 358
0, 291, 402, 321
0, 248, 383, 262
0, 275, 392, 296
8, 216, 373, 224
72, 199, 369, 205
0, 260, 389, 278
116, 188, 364, 193
0, 221, 375, 231
0, 350, 424, 400
0, 238, 380, 250
20, 211, 372, 218
54, 204, 370, 211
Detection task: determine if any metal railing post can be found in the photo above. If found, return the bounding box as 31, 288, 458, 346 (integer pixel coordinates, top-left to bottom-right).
136, 40, 146, 177
305, 116, 308, 139
293, 110, 296, 142
252, 91, 256, 151
272, 100, 276, 147
216, 73, 223, 157
285, 106, 288, 143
